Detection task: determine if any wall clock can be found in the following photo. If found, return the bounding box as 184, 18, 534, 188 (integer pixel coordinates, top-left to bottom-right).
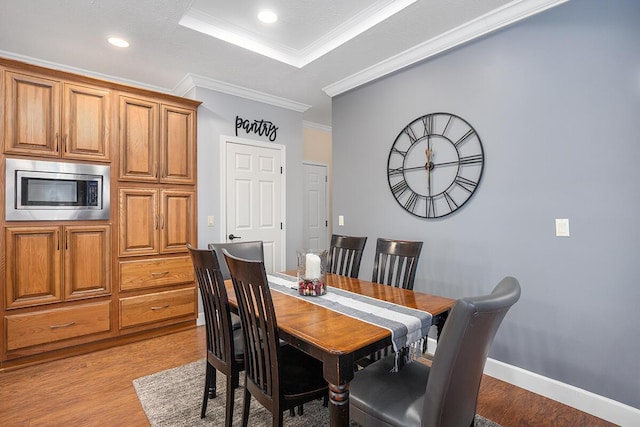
387, 112, 484, 218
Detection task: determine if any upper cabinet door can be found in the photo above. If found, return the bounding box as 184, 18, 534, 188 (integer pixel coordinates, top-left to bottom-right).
3, 71, 61, 156
119, 95, 159, 182
3, 70, 112, 161
62, 83, 111, 161
160, 104, 196, 185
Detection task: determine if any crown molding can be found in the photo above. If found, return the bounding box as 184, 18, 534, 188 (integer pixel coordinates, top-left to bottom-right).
303, 121, 332, 133
174, 73, 310, 113
323, 0, 569, 97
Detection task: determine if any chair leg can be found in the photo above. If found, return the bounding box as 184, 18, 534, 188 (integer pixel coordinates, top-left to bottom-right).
297, 404, 304, 415
209, 365, 217, 398
224, 374, 235, 427
289, 407, 295, 417
323, 395, 329, 407
201, 363, 213, 418
275, 410, 284, 427
241, 388, 251, 427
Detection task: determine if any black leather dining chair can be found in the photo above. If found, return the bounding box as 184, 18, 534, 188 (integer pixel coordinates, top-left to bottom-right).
328, 234, 367, 278
187, 244, 244, 427
208, 240, 265, 280
349, 276, 521, 427
372, 237, 423, 290
223, 250, 329, 427
209, 241, 265, 331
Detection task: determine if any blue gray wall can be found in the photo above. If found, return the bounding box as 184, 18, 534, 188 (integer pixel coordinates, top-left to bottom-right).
193, 86, 305, 269
332, 0, 640, 408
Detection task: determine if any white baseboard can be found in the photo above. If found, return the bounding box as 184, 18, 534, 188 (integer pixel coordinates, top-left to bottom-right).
426, 337, 640, 426
196, 317, 639, 425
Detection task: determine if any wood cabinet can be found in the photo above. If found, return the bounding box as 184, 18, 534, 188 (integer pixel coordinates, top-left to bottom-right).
5, 225, 111, 309
120, 287, 196, 329
0, 57, 199, 367
5, 301, 111, 351
3, 70, 111, 161
119, 256, 194, 292
119, 95, 195, 184
118, 188, 196, 257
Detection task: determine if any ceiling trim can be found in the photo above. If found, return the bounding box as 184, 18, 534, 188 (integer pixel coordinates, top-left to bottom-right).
322, 0, 569, 97
175, 73, 311, 112
179, 0, 417, 68
303, 121, 332, 133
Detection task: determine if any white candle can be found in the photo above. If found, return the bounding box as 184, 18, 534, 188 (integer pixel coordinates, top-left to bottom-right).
305, 253, 321, 279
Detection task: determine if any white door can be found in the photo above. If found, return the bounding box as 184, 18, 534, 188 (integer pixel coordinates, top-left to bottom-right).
223, 137, 285, 273
303, 163, 328, 250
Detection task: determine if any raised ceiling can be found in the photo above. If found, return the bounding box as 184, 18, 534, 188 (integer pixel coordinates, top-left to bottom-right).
0, 0, 567, 127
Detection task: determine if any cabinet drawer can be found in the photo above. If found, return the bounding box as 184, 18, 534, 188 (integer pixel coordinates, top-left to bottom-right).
5, 301, 111, 351
119, 287, 196, 328
119, 256, 194, 291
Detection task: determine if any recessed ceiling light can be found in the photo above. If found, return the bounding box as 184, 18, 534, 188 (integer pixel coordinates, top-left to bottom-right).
257, 10, 278, 24
107, 37, 130, 48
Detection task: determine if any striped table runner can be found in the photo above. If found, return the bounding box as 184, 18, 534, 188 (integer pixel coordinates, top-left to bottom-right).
267, 273, 432, 370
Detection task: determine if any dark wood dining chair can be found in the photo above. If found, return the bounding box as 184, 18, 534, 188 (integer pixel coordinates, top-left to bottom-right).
187, 244, 244, 427
360, 238, 424, 365
372, 237, 423, 290
328, 234, 367, 278
223, 250, 329, 427
349, 277, 521, 427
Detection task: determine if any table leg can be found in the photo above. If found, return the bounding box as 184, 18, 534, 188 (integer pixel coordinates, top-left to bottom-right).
434, 310, 450, 340
328, 382, 349, 426
323, 353, 354, 427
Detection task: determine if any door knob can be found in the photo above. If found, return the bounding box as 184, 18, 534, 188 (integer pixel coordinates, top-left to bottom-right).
228, 234, 241, 240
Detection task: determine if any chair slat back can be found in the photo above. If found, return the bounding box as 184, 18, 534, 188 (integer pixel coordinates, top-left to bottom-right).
372, 238, 423, 290
328, 234, 367, 278
223, 251, 282, 409
423, 277, 521, 427
187, 244, 235, 368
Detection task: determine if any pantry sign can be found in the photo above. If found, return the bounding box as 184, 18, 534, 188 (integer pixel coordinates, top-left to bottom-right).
235, 115, 278, 142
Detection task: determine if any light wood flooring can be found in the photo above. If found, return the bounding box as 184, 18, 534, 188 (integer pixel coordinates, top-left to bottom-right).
0, 326, 617, 426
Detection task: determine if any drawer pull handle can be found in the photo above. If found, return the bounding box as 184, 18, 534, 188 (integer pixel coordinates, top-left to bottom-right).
151, 305, 170, 311
49, 322, 76, 329
151, 271, 169, 278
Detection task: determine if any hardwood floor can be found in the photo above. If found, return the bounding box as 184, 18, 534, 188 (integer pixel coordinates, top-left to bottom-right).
0, 326, 616, 427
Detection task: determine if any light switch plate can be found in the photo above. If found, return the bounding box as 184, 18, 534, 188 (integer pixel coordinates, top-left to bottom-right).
555, 218, 570, 237
207, 215, 214, 227
338, 215, 344, 226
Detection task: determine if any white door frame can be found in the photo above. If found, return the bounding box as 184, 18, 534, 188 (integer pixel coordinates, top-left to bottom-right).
219, 134, 286, 272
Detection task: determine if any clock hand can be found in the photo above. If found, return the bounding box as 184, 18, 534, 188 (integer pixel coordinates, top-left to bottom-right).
431, 159, 459, 168
425, 148, 432, 195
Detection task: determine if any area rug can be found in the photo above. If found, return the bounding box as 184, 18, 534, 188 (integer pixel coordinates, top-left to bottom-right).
133, 360, 502, 426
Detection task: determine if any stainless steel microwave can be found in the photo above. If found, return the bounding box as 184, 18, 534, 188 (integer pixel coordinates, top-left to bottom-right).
5, 158, 110, 221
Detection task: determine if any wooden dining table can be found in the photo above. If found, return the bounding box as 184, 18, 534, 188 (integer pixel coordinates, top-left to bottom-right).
225, 272, 456, 427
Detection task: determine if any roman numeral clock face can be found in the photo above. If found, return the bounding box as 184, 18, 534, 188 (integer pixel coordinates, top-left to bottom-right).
387, 113, 484, 218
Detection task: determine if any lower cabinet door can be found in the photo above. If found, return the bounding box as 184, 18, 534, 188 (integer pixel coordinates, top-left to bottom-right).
5, 301, 111, 351
119, 287, 196, 329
